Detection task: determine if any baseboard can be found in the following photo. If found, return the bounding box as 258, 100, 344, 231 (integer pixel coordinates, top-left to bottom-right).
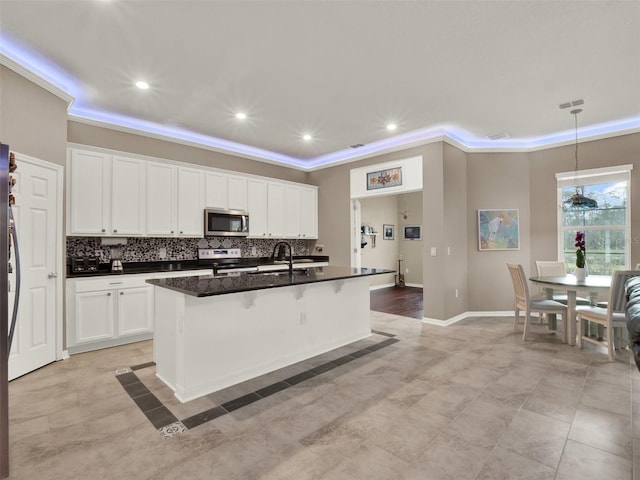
369, 283, 396, 290
422, 310, 519, 327
369, 283, 423, 291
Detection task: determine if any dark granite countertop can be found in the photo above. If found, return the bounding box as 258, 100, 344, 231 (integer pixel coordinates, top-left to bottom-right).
66, 256, 330, 278
146, 266, 394, 297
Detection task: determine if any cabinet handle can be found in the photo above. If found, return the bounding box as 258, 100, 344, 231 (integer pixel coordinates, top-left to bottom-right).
109, 282, 123, 285
101, 229, 106, 233
120, 292, 124, 295
107, 292, 111, 296
180, 231, 183, 234
47, 272, 58, 279
171, 230, 174, 234
113, 229, 118, 233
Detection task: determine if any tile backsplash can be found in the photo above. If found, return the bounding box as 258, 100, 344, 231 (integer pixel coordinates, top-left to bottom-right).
67, 237, 313, 263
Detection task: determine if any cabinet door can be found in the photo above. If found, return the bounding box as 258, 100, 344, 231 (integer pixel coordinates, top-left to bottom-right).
111, 156, 146, 235
147, 162, 177, 236
118, 286, 153, 336
75, 290, 114, 344
267, 182, 286, 238
299, 186, 318, 239
247, 178, 268, 237
227, 175, 248, 211
283, 185, 300, 238
68, 149, 110, 235
177, 167, 204, 236
205, 171, 228, 209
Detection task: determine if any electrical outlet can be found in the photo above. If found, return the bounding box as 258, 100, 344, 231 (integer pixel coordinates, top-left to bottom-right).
158, 248, 167, 259
455, 289, 459, 298
251, 246, 257, 256
405, 268, 409, 273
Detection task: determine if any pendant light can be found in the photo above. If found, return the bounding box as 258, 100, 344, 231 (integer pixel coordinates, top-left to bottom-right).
563, 108, 598, 209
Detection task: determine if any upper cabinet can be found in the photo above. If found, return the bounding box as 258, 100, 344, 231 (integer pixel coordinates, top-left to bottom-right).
67, 147, 318, 239
205, 172, 248, 212
68, 149, 146, 237
246, 179, 318, 239
68, 149, 110, 235
177, 167, 205, 237
111, 156, 146, 236
146, 162, 177, 236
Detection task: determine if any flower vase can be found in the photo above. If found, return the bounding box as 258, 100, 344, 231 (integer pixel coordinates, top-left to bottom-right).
575, 267, 587, 282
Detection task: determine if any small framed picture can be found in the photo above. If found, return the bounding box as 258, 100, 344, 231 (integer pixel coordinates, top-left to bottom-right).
403, 225, 422, 240
383, 224, 394, 240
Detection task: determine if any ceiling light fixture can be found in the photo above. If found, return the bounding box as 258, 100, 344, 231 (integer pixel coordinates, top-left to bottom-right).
386, 123, 397, 131
564, 108, 598, 209
135, 80, 149, 90
235, 112, 247, 120
303, 134, 312, 141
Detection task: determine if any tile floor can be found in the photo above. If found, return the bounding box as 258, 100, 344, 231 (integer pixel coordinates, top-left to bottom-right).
7, 312, 640, 480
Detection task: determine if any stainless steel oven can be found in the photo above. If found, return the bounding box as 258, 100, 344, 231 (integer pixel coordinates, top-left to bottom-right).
204, 208, 249, 237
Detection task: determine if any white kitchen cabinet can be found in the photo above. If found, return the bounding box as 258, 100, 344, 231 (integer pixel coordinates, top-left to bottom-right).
267, 182, 286, 238
67, 275, 153, 354
283, 184, 300, 237
177, 167, 205, 236
247, 178, 269, 237
74, 290, 115, 344
205, 171, 228, 209
68, 149, 110, 235
298, 186, 318, 239
66, 270, 211, 354
146, 162, 178, 236
227, 175, 248, 211
111, 156, 146, 235
117, 286, 153, 336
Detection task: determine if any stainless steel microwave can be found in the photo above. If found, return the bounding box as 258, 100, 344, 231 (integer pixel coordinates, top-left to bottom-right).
204, 208, 249, 237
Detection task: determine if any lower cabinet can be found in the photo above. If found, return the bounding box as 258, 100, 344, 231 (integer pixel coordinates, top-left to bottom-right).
67, 276, 153, 354
66, 270, 211, 354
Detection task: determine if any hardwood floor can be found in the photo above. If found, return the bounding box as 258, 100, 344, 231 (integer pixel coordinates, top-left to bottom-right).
370, 286, 423, 319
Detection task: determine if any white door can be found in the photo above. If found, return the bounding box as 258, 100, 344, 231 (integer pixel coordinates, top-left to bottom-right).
351, 199, 362, 269
9, 155, 61, 380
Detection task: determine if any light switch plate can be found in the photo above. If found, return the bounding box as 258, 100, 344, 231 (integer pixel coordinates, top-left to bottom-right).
430, 247, 437, 256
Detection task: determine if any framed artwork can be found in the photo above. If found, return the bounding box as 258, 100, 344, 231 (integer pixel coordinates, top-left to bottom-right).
366, 166, 402, 190
403, 225, 422, 240
383, 224, 394, 240
478, 209, 520, 251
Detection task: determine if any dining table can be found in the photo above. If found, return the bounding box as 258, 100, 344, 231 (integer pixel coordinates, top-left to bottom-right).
529, 274, 611, 346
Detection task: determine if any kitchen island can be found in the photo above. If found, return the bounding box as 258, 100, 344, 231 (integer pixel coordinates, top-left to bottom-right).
147, 266, 393, 402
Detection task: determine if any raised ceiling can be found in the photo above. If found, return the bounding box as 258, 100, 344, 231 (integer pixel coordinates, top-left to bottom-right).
1, 0, 639, 169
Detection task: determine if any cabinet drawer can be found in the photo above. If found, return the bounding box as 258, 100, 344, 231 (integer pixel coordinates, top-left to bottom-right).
74, 276, 149, 293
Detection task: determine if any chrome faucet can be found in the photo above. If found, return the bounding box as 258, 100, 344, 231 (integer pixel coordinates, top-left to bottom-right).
271, 241, 293, 275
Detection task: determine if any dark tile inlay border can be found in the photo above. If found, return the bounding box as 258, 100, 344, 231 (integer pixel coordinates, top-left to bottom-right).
116, 330, 398, 436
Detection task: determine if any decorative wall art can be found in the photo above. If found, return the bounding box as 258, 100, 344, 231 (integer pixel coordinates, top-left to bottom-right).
478, 209, 520, 251
383, 224, 394, 240
366, 166, 402, 190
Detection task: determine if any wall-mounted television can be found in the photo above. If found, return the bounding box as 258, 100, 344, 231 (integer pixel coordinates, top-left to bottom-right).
403, 225, 422, 240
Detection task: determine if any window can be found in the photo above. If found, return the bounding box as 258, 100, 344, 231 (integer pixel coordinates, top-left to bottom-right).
556, 165, 632, 275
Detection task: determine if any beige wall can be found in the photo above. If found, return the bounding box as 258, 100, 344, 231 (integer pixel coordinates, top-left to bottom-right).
360, 195, 398, 286
5, 63, 640, 320
397, 192, 423, 286
68, 121, 309, 184
466, 151, 531, 311
0, 66, 68, 166
442, 144, 468, 318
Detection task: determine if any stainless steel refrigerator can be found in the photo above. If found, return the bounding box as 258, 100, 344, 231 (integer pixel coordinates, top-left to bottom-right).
0, 142, 20, 478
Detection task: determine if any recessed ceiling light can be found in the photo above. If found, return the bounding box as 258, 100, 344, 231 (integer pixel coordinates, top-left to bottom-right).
135, 80, 149, 90
303, 134, 312, 141
387, 123, 397, 131
235, 112, 247, 120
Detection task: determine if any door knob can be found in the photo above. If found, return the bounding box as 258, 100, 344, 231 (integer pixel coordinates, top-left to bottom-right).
47, 273, 58, 279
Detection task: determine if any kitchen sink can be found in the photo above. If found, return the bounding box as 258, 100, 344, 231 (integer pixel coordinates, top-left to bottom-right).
248, 269, 309, 277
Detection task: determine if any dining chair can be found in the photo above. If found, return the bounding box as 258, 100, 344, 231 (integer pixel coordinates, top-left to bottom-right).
507, 263, 569, 342
576, 270, 640, 362
535, 261, 590, 305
